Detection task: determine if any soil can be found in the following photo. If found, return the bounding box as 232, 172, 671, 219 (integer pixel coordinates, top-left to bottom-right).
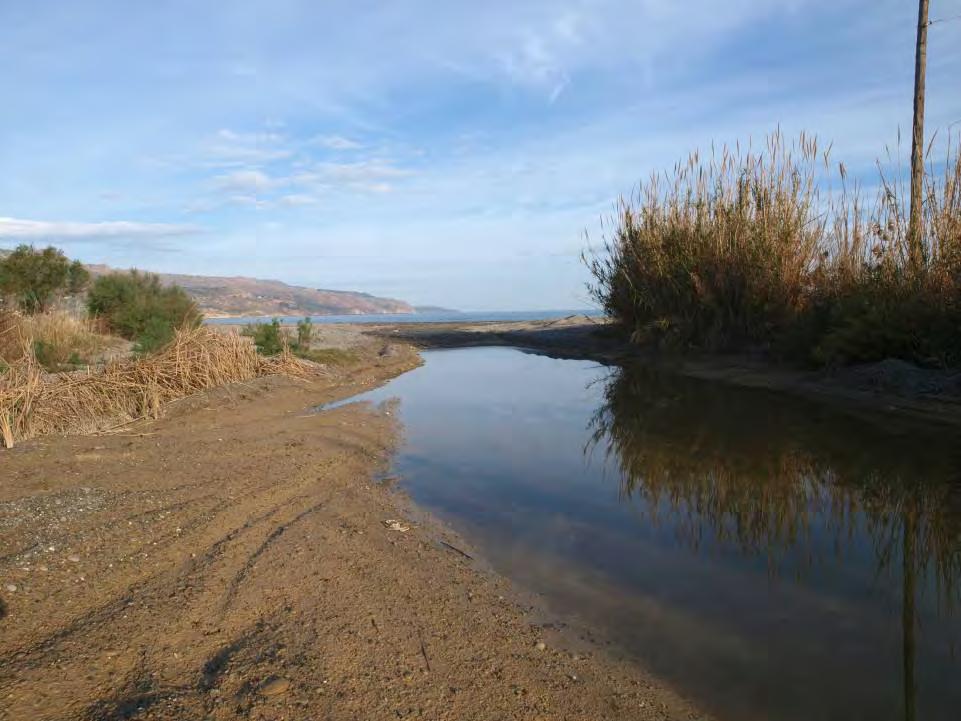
0, 338, 706, 721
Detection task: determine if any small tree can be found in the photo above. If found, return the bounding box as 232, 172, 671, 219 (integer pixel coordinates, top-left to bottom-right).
0, 245, 90, 313
296, 317, 314, 350
87, 270, 201, 352
241, 318, 287, 355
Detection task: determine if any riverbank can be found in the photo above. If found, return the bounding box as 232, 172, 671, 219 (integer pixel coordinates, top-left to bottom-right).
0, 338, 705, 720
361, 315, 961, 430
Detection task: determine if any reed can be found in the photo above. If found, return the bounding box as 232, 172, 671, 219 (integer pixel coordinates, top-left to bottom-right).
0, 325, 310, 448
586, 131, 961, 366
0, 309, 115, 370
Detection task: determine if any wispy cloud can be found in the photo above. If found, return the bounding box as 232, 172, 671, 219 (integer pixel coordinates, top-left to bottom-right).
213, 169, 281, 194
0, 217, 199, 242
202, 128, 293, 166
311, 135, 363, 151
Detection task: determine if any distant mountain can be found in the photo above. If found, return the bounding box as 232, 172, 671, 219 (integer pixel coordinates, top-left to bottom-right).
1, 248, 416, 316
85, 265, 414, 317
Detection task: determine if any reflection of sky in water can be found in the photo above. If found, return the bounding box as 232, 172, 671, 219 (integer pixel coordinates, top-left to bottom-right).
327, 347, 961, 721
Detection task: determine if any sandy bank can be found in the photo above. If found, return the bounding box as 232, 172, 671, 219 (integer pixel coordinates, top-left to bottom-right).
0, 339, 704, 721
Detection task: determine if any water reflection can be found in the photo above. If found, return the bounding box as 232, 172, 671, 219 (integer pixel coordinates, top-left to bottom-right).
588, 364, 961, 720
328, 348, 961, 721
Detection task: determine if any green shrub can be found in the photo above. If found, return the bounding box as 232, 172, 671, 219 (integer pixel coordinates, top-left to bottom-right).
296, 317, 314, 351
0, 245, 90, 314
241, 318, 287, 355
87, 270, 201, 353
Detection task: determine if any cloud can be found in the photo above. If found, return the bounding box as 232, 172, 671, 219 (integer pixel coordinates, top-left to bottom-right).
311, 135, 363, 151
203, 128, 292, 166
213, 169, 280, 194
315, 160, 412, 183
279, 194, 320, 206
0, 217, 199, 243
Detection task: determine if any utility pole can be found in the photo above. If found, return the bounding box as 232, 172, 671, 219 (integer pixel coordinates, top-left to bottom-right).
909, 0, 930, 271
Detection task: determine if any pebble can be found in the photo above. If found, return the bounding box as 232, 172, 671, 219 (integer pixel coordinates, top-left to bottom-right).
4, 583, 16, 593
534, 641, 546, 651
260, 678, 291, 697
67, 555, 81, 563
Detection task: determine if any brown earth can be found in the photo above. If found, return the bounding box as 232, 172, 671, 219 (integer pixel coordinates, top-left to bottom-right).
0, 339, 705, 721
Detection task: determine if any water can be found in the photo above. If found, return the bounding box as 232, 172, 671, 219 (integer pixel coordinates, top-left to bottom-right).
206, 309, 598, 326
325, 347, 961, 721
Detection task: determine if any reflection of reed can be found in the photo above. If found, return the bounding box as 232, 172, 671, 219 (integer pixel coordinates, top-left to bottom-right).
587, 364, 961, 601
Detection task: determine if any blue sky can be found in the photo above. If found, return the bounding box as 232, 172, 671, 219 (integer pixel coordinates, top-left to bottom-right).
1, 1, 960, 310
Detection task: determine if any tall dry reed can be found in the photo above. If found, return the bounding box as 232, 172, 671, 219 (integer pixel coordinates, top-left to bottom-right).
0, 309, 116, 370
0, 326, 310, 448
586, 131, 961, 365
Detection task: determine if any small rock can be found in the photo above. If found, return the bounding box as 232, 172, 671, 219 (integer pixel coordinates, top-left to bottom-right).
534, 641, 546, 651
4, 583, 16, 593
67, 555, 80, 563
260, 677, 291, 697
568, 673, 578, 682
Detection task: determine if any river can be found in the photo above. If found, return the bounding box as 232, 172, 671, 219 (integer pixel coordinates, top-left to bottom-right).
326, 346, 961, 721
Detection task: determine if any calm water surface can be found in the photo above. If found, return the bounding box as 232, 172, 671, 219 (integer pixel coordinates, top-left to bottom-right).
328, 347, 961, 721
208, 309, 598, 326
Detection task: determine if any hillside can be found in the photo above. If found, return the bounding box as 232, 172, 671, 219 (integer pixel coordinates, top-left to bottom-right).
83, 265, 414, 317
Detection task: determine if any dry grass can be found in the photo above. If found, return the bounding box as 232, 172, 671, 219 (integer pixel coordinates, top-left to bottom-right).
0, 309, 117, 370
586, 131, 961, 366
0, 326, 311, 448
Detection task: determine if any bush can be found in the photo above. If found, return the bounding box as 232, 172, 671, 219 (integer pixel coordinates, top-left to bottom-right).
241, 318, 287, 355
87, 271, 201, 353
0, 245, 90, 314
296, 317, 314, 350
586, 132, 961, 367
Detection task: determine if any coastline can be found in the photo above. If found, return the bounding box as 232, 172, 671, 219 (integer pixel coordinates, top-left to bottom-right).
0, 337, 707, 721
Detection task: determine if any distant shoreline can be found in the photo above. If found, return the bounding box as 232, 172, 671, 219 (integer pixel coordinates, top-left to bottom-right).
205, 308, 601, 326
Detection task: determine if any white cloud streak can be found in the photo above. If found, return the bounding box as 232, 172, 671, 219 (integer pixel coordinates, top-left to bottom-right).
0, 217, 199, 241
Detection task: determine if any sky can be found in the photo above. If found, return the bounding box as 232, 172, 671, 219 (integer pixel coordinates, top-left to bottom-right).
1, 1, 960, 310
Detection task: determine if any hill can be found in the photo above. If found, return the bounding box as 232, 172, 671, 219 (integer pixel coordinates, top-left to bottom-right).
84, 265, 414, 317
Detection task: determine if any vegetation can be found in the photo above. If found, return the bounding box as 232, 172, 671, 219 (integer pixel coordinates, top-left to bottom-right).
4, 311, 116, 371
87, 270, 201, 353
296, 316, 314, 350
242, 316, 356, 365
585, 132, 961, 367
0, 326, 308, 449
0, 245, 90, 314
242, 318, 287, 355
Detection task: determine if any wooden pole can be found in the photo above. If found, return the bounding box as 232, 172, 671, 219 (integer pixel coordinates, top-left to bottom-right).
909, 0, 930, 271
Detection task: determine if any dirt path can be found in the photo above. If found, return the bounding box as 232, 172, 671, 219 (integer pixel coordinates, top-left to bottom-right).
0, 344, 704, 721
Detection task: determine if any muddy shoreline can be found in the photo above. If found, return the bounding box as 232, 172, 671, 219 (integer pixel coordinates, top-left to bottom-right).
0, 339, 706, 721
359, 316, 961, 431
